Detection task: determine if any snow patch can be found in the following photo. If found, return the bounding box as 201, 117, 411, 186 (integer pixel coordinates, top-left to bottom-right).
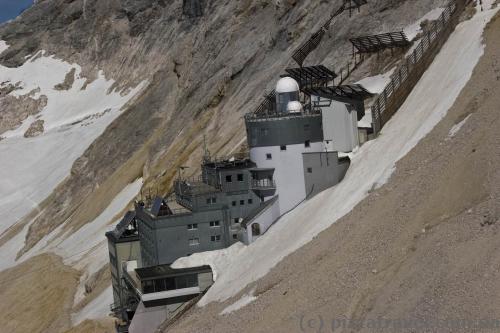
181, 6, 498, 307
448, 114, 471, 138
72, 286, 113, 326
220, 290, 257, 315
404, 7, 446, 41
0, 40, 8, 54
172, 242, 247, 281
357, 68, 396, 94
0, 51, 147, 236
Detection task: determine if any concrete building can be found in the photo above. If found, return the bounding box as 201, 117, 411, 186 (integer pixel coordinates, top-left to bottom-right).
106, 211, 142, 325
242, 76, 371, 243
136, 157, 268, 267
106, 67, 373, 332
121, 261, 213, 333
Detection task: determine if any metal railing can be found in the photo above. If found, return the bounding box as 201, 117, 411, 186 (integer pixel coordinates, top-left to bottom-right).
251, 179, 276, 189
371, 0, 469, 134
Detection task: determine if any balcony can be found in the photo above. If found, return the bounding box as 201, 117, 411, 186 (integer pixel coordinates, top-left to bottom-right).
250, 179, 276, 190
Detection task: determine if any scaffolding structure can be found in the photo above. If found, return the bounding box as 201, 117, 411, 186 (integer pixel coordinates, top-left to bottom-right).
283, 65, 337, 89
291, 0, 367, 67
350, 31, 410, 55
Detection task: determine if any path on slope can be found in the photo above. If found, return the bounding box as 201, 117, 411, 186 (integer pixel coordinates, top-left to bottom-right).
167, 10, 500, 333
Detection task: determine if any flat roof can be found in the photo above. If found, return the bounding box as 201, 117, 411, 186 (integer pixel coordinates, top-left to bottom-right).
136, 264, 212, 281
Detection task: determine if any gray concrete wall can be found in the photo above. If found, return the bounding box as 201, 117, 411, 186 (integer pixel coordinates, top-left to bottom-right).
137, 208, 231, 266
302, 152, 350, 197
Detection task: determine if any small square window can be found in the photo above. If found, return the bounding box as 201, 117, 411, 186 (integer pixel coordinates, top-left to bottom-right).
210, 235, 221, 242
226, 175, 232, 182
307, 167, 313, 173
237, 174, 244, 182
240, 200, 245, 205
234, 218, 240, 224
266, 153, 272, 160
206, 197, 216, 205
248, 199, 253, 204
280, 145, 287, 151
233, 234, 238, 240
232, 201, 237, 206
305, 140, 311, 148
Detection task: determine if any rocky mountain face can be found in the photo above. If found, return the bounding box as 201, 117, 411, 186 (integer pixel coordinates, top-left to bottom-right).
0, 0, 446, 257
0, 0, 449, 331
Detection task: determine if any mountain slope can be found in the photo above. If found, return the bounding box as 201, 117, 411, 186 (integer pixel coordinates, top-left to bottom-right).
0, 0, 461, 330
165, 9, 500, 333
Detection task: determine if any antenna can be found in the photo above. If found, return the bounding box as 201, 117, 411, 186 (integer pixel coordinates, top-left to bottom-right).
203, 135, 211, 162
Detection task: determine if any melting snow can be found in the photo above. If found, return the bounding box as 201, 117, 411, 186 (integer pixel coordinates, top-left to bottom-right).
448, 114, 472, 138
0, 49, 146, 236
174, 6, 498, 307
72, 285, 113, 325
357, 68, 396, 94
220, 290, 257, 315
404, 7, 446, 41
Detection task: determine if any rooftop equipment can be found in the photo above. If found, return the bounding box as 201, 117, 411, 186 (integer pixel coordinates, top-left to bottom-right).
275, 77, 300, 114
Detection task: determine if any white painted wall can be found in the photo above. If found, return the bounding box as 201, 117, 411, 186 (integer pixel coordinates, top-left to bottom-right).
246, 197, 281, 243
320, 98, 360, 153
250, 142, 323, 215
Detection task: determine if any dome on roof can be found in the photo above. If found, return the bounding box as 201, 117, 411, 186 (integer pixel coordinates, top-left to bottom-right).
275, 77, 299, 93
287, 101, 303, 113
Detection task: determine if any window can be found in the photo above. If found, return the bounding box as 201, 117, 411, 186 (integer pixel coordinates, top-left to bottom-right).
233, 218, 240, 224
188, 238, 200, 246
307, 167, 313, 173
232, 201, 237, 206
305, 140, 311, 148
266, 153, 272, 160
260, 128, 269, 136
280, 145, 287, 151
187, 224, 198, 230
226, 175, 232, 183
237, 174, 244, 182
206, 197, 216, 205
233, 234, 238, 240
240, 200, 245, 206
248, 198, 253, 204
209, 220, 220, 227
211, 235, 221, 242
304, 124, 310, 131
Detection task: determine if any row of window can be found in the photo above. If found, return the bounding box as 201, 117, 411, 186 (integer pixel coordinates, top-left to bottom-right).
188, 234, 221, 246
187, 220, 220, 230
266, 141, 311, 160
232, 199, 253, 206
225, 174, 244, 182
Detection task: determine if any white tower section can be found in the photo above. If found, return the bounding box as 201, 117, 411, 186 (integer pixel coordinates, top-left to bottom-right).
315, 96, 360, 153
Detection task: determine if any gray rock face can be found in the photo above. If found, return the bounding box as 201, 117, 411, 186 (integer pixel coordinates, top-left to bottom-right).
0, 0, 447, 254
24, 119, 44, 137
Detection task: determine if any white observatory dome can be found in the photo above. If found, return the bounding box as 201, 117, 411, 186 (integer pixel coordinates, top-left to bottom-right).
287, 101, 303, 113
275, 77, 300, 93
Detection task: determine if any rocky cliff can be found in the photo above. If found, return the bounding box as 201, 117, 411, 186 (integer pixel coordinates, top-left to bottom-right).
0, 0, 451, 331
